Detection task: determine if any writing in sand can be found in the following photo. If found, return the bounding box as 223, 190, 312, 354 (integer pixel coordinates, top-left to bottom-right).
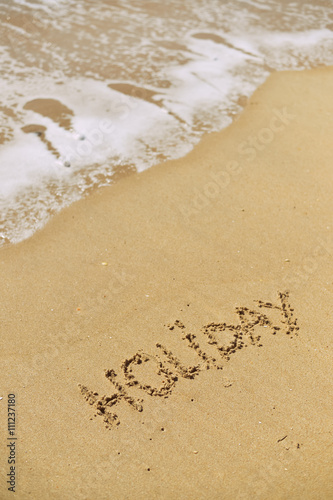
79, 291, 298, 428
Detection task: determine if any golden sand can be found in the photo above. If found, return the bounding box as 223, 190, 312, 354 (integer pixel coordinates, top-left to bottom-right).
1, 67, 333, 499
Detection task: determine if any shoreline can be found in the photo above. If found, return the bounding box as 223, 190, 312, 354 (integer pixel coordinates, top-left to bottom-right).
1, 66, 333, 499
2, 0, 333, 251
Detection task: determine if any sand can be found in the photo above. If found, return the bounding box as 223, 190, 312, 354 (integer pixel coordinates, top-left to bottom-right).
1, 66, 333, 499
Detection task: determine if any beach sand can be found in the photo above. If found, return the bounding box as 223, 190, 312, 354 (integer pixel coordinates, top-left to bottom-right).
1, 66, 333, 499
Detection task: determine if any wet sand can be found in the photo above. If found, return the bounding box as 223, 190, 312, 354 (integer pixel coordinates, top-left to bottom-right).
0, 66, 333, 499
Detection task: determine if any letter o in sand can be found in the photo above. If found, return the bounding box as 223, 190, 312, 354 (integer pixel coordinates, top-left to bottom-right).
258, 127, 274, 144
121, 353, 177, 397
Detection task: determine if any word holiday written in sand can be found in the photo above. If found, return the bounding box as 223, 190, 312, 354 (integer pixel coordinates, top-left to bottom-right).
79, 291, 298, 428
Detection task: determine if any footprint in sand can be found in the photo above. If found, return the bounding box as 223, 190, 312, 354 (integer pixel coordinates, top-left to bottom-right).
22, 98, 75, 165
21, 124, 60, 159
23, 98, 74, 130
108, 82, 186, 124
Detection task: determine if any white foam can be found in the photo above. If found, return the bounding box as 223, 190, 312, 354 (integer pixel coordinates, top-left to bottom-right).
1, 0, 333, 246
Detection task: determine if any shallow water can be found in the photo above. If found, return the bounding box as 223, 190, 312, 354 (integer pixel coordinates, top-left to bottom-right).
0, 0, 332, 246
